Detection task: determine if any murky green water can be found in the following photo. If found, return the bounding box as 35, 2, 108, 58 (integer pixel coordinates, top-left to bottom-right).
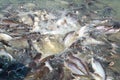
0, 0, 120, 16
102, 0, 120, 20
0, 0, 120, 80
0, 0, 120, 20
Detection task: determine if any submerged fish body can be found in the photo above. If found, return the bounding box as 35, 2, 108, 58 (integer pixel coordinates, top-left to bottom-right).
0, 1, 120, 80
91, 58, 106, 80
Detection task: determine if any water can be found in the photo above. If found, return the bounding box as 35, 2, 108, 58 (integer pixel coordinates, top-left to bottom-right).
0, 0, 120, 20
0, 0, 120, 80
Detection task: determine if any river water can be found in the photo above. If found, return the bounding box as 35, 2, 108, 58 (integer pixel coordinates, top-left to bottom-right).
0, 0, 120, 80
0, 0, 120, 20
